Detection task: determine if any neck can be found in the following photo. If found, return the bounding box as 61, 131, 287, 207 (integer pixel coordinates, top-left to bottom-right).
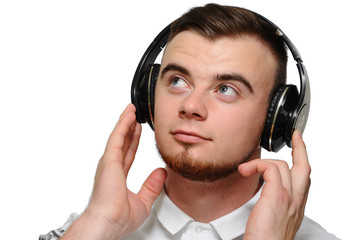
164, 149, 262, 223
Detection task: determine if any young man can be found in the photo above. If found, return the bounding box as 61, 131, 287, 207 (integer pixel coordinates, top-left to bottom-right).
41, 4, 338, 240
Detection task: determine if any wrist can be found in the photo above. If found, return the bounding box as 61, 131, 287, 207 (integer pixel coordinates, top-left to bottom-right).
61, 209, 128, 240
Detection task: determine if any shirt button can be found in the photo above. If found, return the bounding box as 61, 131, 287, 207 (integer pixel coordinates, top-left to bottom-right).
195, 225, 203, 233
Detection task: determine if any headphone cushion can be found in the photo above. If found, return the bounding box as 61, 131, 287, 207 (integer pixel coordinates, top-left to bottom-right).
149, 64, 160, 118
139, 64, 160, 129
261, 84, 299, 152
135, 64, 160, 129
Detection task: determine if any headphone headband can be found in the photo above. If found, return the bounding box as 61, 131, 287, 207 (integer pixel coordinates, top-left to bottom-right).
131, 9, 310, 152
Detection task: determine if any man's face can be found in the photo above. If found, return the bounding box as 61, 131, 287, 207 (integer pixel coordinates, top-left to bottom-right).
154, 31, 276, 182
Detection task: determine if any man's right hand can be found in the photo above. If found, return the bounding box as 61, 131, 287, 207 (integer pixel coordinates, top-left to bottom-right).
61, 104, 167, 240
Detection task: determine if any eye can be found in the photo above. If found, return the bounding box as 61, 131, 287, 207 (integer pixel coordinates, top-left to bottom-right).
170, 76, 188, 88
168, 75, 190, 94
218, 85, 237, 96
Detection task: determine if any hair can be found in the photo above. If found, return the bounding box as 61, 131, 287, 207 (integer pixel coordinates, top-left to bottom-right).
168, 3, 288, 100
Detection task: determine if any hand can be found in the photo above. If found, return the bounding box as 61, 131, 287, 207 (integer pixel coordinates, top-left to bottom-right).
62, 104, 167, 240
238, 130, 311, 240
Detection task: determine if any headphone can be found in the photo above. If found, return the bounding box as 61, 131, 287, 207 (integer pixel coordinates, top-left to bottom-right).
131, 10, 310, 152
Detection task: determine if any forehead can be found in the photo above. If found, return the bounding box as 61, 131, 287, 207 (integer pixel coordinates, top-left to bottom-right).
161, 31, 277, 91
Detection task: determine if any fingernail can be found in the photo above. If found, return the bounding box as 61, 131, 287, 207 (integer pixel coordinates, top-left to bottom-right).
294, 129, 302, 138
298, 130, 303, 139
238, 163, 248, 170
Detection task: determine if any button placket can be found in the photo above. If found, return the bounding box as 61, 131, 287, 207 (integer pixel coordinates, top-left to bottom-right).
195, 225, 204, 233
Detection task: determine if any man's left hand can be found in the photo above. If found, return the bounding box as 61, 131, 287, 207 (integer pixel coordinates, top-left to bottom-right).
238, 130, 311, 240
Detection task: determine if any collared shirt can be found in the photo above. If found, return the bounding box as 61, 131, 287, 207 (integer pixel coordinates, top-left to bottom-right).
40, 189, 340, 240
122, 189, 258, 240
122, 189, 339, 240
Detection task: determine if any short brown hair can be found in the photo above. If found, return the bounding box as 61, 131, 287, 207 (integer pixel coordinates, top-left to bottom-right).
169, 3, 288, 99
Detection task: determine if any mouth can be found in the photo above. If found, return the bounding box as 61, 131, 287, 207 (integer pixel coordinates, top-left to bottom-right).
171, 130, 212, 144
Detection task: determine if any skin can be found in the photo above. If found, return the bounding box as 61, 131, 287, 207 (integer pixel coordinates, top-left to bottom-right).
61, 31, 311, 240
154, 31, 276, 221
154, 32, 274, 183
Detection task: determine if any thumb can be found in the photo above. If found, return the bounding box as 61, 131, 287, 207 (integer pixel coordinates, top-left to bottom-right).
138, 168, 167, 214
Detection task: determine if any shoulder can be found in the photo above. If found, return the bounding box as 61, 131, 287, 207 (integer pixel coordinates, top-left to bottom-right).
295, 216, 340, 240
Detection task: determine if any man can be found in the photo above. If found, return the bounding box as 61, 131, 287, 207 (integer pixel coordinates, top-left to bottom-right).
41, 4, 338, 240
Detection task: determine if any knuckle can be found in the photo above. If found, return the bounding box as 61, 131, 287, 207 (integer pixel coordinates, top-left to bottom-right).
304, 163, 311, 176
278, 160, 290, 170
278, 188, 291, 206
267, 162, 281, 174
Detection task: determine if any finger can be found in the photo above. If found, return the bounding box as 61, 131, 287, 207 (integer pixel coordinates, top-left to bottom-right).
107, 104, 136, 148
300, 178, 311, 213
104, 104, 137, 163
122, 119, 137, 157
124, 123, 142, 176
118, 103, 136, 122
138, 168, 167, 214
238, 160, 283, 190
263, 159, 292, 194
290, 130, 311, 195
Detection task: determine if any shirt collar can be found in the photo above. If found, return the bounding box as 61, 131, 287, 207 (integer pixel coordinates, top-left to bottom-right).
154, 189, 194, 235
210, 188, 261, 239
154, 187, 262, 239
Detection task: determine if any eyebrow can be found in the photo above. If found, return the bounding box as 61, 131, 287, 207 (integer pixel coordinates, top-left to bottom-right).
160, 63, 253, 93
160, 63, 190, 79
216, 73, 254, 93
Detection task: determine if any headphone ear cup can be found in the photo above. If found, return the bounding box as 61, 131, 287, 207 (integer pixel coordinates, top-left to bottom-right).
261, 84, 299, 152
136, 64, 160, 130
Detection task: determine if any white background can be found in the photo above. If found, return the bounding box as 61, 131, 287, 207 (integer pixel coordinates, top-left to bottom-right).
0, 0, 359, 239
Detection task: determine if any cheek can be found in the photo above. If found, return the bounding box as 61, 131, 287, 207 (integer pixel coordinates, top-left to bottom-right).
154, 99, 168, 152
214, 103, 267, 143
154, 90, 178, 142
210, 107, 265, 162
154, 97, 173, 124
154, 88, 168, 126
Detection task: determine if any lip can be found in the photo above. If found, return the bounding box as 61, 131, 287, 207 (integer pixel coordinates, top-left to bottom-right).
171, 130, 211, 144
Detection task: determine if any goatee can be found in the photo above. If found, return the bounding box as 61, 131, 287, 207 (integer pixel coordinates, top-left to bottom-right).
157, 144, 251, 182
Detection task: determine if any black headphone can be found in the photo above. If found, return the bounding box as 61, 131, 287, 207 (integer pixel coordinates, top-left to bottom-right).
131, 10, 310, 152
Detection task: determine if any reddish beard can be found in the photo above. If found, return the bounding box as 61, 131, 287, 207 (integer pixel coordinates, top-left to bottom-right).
157, 144, 251, 182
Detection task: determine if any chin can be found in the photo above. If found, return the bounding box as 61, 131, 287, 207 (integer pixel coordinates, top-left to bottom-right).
156, 143, 248, 182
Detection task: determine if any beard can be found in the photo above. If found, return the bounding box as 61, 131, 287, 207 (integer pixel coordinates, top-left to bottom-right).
157, 143, 254, 182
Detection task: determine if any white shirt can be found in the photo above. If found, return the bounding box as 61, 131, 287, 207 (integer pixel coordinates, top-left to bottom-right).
40, 189, 339, 240
122, 189, 339, 240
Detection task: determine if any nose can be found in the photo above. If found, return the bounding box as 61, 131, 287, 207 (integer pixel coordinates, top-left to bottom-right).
178, 90, 208, 121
